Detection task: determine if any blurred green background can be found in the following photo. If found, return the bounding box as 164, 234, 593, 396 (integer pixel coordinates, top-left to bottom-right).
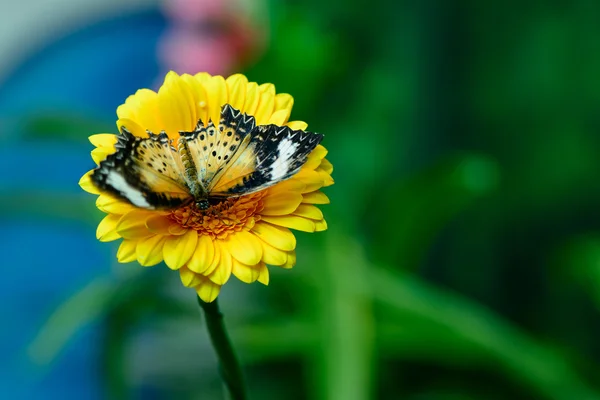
3, 0, 600, 399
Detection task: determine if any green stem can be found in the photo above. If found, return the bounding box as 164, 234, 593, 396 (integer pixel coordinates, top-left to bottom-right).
197, 297, 247, 400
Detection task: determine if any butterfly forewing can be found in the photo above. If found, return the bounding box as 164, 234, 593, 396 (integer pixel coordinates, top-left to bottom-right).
91, 128, 192, 210
179, 104, 256, 191
211, 105, 256, 178
209, 124, 323, 196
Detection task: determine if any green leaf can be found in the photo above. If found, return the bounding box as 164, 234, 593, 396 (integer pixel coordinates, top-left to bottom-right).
28, 278, 118, 365
369, 154, 500, 269
0, 192, 100, 225
554, 235, 600, 309
23, 113, 113, 142
308, 233, 375, 400
370, 267, 600, 400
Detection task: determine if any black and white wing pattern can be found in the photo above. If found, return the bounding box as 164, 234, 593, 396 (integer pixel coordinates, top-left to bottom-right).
91, 128, 192, 210
208, 122, 323, 196
192, 104, 323, 197
90, 104, 323, 210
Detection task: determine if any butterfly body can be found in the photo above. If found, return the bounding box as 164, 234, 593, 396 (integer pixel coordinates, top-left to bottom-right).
91, 104, 323, 211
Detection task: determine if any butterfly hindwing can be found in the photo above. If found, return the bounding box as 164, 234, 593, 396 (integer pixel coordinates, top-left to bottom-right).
210, 123, 324, 196
91, 128, 192, 210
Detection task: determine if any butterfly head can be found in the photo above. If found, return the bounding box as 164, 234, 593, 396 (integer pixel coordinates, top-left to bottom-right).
196, 199, 211, 211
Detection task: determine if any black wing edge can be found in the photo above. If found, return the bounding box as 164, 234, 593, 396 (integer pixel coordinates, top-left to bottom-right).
224, 124, 324, 195
178, 104, 257, 140
90, 127, 188, 209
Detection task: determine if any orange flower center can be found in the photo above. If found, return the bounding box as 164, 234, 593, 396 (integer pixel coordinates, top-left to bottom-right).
169, 192, 266, 239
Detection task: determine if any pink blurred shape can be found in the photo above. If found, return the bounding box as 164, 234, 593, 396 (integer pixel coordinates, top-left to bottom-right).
158, 0, 266, 76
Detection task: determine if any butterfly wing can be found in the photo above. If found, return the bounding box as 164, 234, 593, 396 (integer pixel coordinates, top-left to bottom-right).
91, 128, 192, 210
177, 104, 256, 194
208, 120, 324, 197
94, 104, 324, 210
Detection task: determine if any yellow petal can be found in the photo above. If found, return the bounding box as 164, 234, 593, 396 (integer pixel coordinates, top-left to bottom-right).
116, 118, 147, 138
136, 234, 166, 266
89, 134, 117, 148
131, 89, 161, 130
226, 74, 248, 111
261, 215, 316, 232
91, 147, 114, 164
315, 219, 328, 232
260, 240, 288, 266
269, 109, 290, 125
274, 93, 294, 113
259, 83, 276, 95
174, 73, 199, 128
208, 242, 232, 285
158, 72, 194, 136
294, 169, 326, 192
261, 191, 304, 216
181, 74, 209, 127
116, 210, 153, 239
232, 259, 261, 283
168, 224, 189, 235
304, 145, 328, 170
96, 194, 134, 214
244, 217, 256, 231
146, 215, 175, 235
204, 240, 222, 276
257, 263, 269, 285
313, 144, 328, 159
251, 222, 296, 251
282, 251, 296, 269
271, 178, 305, 193
79, 171, 100, 195
318, 158, 334, 175
194, 72, 212, 84
180, 266, 203, 287
286, 121, 308, 130
254, 89, 275, 125
117, 89, 161, 135
204, 75, 227, 125
302, 191, 330, 204
292, 204, 323, 220
163, 229, 198, 270
223, 231, 263, 265
187, 235, 215, 274
303, 156, 321, 172
96, 214, 121, 242
318, 169, 335, 187
116, 239, 137, 263
244, 82, 260, 115
116, 94, 137, 120
195, 279, 221, 303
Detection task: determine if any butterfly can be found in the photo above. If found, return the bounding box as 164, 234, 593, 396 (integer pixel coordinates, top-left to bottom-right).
91, 104, 323, 210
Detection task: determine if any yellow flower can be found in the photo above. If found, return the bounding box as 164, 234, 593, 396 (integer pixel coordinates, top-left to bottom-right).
79, 72, 333, 302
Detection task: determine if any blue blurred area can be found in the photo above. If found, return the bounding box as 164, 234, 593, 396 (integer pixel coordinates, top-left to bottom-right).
0, 11, 164, 121
0, 8, 165, 399
1, 223, 105, 400
1, 144, 96, 193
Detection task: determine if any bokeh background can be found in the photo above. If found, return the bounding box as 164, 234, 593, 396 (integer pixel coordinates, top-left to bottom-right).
3, 0, 600, 399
